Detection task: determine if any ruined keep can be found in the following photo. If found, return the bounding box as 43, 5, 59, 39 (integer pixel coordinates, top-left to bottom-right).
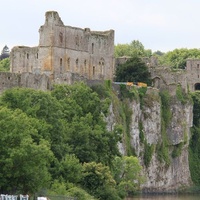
10, 11, 115, 82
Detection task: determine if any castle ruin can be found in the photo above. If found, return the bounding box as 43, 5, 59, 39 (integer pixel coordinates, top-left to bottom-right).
1, 11, 200, 94
10, 11, 115, 82
148, 58, 200, 93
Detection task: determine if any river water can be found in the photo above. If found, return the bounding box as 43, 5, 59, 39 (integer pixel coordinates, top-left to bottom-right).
126, 194, 200, 200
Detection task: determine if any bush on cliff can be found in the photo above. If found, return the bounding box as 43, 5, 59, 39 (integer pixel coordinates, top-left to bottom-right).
115, 55, 152, 86
189, 92, 200, 186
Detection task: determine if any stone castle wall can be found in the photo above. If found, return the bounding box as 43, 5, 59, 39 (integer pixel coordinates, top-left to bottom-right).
0, 71, 91, 94
10, 11, 115, 81
115, 56, 200, 93
0, 72, 51, 94
5, 11, 200, 94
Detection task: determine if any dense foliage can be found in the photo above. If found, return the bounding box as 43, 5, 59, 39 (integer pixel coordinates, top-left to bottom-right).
115, 40, 152, 58
157, 90, 171, 166
0, 58, 10, 71
189, 92, 200, 186
157, 48, 200, 69
115, 55, 152, 86
0, 82, 143, 200
115, 40, 200, 70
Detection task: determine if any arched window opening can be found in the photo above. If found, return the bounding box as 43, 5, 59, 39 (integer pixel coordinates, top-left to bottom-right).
195, 83, 200, 90
27, 53, 29, 59
99, 58, 105, 75
36, 53, 38, 59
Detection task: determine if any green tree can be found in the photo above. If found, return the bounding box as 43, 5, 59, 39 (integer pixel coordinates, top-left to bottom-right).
0, 87, 70, 161
189, 92, 200, 185
158, 48, 200, 69
80, 162, 120, 200
0, 106, 53, 194
112, 156, 144, 197
114, 43, 131, 57
114, 40, 152, 58
51, 83, 121, 166
0, 84, 122, 195
58, 154, 83, 184
0, 58, 10, 71
115, 55, 152, 85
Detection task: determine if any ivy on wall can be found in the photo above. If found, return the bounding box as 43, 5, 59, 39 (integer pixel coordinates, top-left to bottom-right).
156, 90, 171, 166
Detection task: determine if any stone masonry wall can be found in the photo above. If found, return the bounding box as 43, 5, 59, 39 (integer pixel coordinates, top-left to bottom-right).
10, 11, 115, 81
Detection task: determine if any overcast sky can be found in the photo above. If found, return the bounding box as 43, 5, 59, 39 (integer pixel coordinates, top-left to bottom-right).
1, 0, 200, 53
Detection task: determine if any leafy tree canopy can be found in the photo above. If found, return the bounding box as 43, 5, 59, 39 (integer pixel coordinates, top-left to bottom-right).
115, 40, 152, 58
0, 87, 69, 161
0, 83, 121, 166
115, 55, 152, 85
112, 156, 145, 197
0, 83, 144, 199
80, 162, 120, 200
0, 58, 10, 72
189, 92, 200, 185
158, 48, 200, 69
0, 106, 53, 194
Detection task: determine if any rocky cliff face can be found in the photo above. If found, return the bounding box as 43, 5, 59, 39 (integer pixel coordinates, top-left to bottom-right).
107, 86, 193, 193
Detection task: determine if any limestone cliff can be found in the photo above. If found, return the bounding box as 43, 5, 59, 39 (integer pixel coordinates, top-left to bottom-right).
107, 85, 193, 193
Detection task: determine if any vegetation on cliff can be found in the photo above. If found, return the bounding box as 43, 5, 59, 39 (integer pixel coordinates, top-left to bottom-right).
0, 82, 144, 200
189, 92, 200, 186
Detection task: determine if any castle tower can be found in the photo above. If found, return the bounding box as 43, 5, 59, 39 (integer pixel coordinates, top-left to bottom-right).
10, 11, 115, 81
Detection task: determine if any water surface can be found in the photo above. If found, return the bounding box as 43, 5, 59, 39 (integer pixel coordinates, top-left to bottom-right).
126, 194, 200, 200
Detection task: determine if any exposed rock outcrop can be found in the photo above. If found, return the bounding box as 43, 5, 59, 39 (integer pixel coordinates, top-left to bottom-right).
106, 86, 193, 193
